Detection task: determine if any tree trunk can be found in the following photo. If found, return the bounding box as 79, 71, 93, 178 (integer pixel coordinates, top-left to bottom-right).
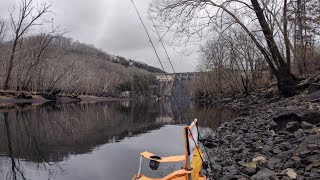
4, 41, 18, 90
251, 0, 297, 97
276, 67, 297, 97
283, 0, 291, 68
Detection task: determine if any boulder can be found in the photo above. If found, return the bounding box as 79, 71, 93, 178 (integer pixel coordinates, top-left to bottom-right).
243, 166, 257, 176
285, 121, 301, 132
252, 156, 267, 163
251, 168, 278, 180
308, 83, 320, 94
282, 168, 297, 179
300, 111, 320, 125
253, 141, 263, 150
305, 161, 320, 171
299, 150, 313, 158
306, 89, 320, 101
267, 158, 282, 170
301, 121, 314, 129
304, 172, 320, 179
273, 113, 301, 131
281, 142, 294, 151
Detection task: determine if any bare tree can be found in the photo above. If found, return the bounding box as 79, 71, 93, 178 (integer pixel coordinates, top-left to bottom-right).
0, 21, 6, 42
4, 0, 51, 90
193, 27, 268, 98
150, 0, 305, 96
0, 21, 7, 86
19, 32, 62, 91
291, 0, 320, 74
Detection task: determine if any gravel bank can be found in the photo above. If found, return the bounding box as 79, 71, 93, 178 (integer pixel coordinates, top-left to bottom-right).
202, 93, 320, 180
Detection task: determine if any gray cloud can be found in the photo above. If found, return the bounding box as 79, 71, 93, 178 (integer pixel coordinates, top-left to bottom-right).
0, 0, 199, 72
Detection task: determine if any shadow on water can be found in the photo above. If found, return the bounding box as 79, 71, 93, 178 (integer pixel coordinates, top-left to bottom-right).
0, 100, 239, 180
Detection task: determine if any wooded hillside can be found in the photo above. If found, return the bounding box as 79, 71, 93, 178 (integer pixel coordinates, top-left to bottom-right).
0, 0, 163, 97
0, 35, 163, 96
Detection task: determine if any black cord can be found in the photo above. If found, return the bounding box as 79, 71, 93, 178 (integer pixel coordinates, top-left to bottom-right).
148, 9, 215, 179
187, 125, 214, 180
130, 0, 187, 124
131, 0, 214, 179
196, 123, 215, 176
148, 11, 197, 123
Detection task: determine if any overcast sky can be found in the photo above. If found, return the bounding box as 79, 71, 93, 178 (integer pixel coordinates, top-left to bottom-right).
0, 0, 199, 72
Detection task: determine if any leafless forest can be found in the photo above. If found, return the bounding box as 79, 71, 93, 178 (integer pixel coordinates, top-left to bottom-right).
1, 0, 320, 99
0, 0, 162, 97
150, 0, 320, 98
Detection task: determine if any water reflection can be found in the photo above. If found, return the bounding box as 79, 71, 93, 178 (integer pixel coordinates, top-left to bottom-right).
192, 103, 239, 129
0, 100, 238, 180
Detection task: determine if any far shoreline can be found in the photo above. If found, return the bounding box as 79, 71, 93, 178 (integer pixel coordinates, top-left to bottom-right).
0, 91, 140, 109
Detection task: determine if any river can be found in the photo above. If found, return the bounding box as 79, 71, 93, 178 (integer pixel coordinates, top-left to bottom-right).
0, 100, 238, 180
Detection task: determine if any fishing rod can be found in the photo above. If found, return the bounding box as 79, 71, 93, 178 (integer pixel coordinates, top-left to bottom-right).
131, 0, 212, 179
130, 0, 214, 179
129, 0, 188, 124
148, 10, 215, 178
147, 12, 197, 123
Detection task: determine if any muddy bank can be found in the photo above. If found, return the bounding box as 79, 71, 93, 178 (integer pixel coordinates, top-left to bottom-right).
202, 92, 320, 180
0, 90, 137, 108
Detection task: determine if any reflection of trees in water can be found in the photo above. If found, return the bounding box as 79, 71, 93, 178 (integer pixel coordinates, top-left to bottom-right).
191, 104, 239, 129
0, 101, 172, 180
153, 99, 239, 129
155, 100, 174, 123
118, 99, 176, 124
115, 100, 158, 123
0, 100, 239, 180
1, 112, 64, 180
0, 101, 166, 163
3, 112, 25, 180
0, 101, 238, 161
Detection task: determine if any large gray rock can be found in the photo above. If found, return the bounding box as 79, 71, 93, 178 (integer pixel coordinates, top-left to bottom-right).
243, 166, 257, 176
308, 83, 320, 94
301, 121, 314, 129
306, 89, 320, 101
300, 111, 320, 125
251, 168, 278, 180
305, 161, 320, 171
281, 142, 294, 151
282, 168, 297, 179
224, 165, 238, 174
267, 158, 282, 170
285, 121, 301, 132
304, 172, 320, 179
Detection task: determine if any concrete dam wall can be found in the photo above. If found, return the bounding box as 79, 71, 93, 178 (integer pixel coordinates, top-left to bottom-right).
155, 73, 195, 99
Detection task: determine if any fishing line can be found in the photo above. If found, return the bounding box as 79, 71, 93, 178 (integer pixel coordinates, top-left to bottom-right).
147, 12, 197, 120
148, 11, 215, 178
188, 127, 213, 180
130, 0, 187, 124
130, 0, 214, 179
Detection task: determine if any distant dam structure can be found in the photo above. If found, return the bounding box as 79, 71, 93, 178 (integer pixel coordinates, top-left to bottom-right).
155, 72, 196, 99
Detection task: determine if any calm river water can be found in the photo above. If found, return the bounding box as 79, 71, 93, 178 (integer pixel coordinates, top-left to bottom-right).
0, 100, 238, 180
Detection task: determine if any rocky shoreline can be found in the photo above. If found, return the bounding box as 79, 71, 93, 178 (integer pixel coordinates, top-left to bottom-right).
202, 92, 320, 180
